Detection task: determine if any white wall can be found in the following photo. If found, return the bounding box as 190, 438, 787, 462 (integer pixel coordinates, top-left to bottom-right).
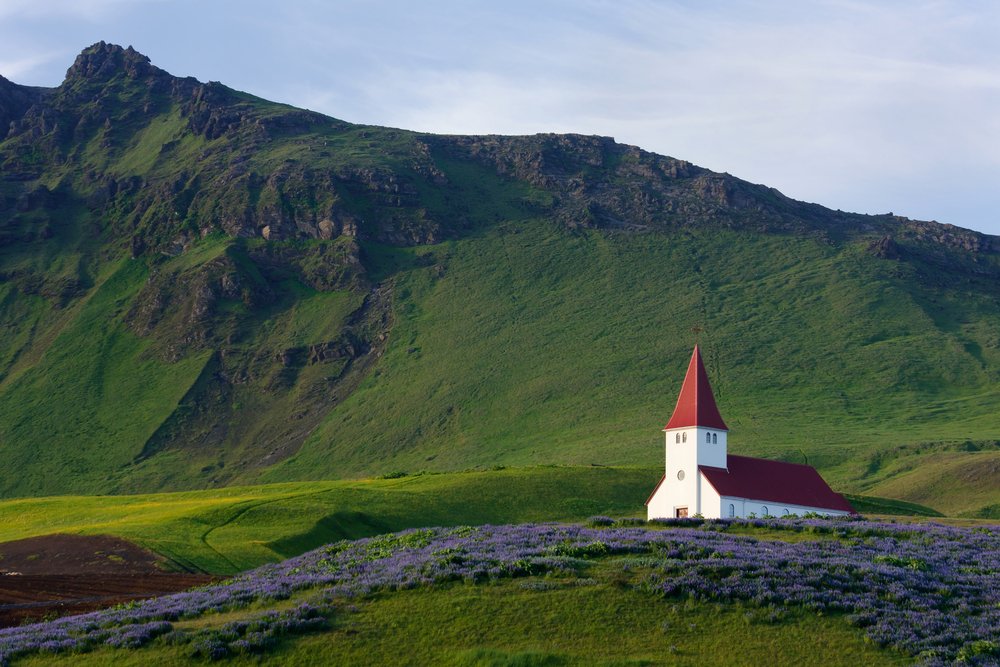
649, 428, 701, 519
719, 496, 851, 519
693, 427, 727, 469
663, 427, 728, 470
648, 427, 729, 519
699, 474, 723, 518
646, 480, 674, 520
650, 484, 851, 520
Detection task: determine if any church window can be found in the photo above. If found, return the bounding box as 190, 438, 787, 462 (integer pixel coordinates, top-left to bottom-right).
706, 432, 711, 443
682, 432, 687, 443
677, 470, 685, 481
712, 433, 718, 444
761, 506, 769, 516
728, 503, 735, 518
675, 434, 680, 444
782, 509, 790, 516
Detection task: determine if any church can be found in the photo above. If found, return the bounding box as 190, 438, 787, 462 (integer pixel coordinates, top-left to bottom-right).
646, 346, 854, 520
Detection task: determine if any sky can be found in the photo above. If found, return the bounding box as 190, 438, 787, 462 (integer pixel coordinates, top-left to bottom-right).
2, 0, 999, 235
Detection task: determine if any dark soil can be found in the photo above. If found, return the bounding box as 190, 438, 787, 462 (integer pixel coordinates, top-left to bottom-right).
0, 534, 216, 627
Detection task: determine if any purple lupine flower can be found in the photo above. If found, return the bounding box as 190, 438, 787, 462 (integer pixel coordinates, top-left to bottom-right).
0, 518, 997, 665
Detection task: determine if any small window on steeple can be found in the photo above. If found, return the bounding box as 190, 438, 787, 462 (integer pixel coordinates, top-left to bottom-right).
712, 433, 718, 444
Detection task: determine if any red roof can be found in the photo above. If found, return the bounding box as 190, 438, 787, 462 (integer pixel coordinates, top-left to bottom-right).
699, 455, 855, 513
664, 346, 728, 430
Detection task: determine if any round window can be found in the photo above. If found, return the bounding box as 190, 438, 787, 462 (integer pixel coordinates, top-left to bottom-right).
676, 470, 685, 481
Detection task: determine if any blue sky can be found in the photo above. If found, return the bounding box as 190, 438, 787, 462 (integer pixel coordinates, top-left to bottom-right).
2, 0, 999, 235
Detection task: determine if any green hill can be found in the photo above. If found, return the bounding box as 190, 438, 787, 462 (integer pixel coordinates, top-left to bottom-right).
1, 42, 999, 515
0, 467, 650, 574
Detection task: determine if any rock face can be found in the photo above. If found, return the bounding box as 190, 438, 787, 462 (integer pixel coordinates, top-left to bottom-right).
64, 42, 155, 81
3, 42, 998, 255
428, 133, 1000, 251
869, 236, 901, 260
0, 75, 46, 138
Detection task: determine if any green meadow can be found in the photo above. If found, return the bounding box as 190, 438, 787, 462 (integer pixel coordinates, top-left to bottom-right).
15, 570, 909, 667
0, 465, 951, 577
0, 467, 651, 574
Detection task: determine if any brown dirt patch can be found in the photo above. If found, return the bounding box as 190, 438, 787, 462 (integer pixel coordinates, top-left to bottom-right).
0, 533, 168, 575
0, 534, 217, 627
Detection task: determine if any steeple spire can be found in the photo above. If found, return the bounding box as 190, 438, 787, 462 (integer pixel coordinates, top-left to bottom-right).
663, 345, 728, 430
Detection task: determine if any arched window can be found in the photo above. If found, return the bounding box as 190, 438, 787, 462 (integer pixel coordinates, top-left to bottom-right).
706, 432, 711, 444
712, 433, 718, 444
675, 433, 680, 444
682, 432, 687, 443
728, 503, 735, 518
782, 509, 790, 516
761, 506, 769, 516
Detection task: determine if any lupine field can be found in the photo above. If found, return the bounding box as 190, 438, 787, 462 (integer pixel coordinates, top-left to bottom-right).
1, 518, 998, 666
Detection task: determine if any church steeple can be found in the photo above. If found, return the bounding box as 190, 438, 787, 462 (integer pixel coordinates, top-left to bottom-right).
664, 345, 728, 431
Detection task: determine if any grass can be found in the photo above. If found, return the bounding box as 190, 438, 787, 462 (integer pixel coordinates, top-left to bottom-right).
3, 217, 1000, 519
111, 106, 192, 177
842, 494, 943, 517
0, 258, 210, 497
2, 217, 999, 519
0, 229, 367, 495
0, 467, 652, 574
860, 450, 1000, 517
12, 558, 908, 667
294, 579, 906, 667
261, 221, 1000, 517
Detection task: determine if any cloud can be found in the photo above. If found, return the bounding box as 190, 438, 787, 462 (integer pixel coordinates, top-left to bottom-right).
0, 50, 63, 80
0, 0, 155, 21
275, 0, 997, 230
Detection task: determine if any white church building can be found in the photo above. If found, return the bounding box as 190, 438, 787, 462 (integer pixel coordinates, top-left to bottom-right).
646, 346, 854, 520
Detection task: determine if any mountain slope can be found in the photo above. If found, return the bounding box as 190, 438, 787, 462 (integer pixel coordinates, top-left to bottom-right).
1, 42, 999, 507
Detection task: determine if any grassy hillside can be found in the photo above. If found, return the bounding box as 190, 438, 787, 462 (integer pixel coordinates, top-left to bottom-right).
15, 580, 907, 666
261, 221, 1000, 514
0, 467, 651, 574
861, 450, 1000, 517
0, 259, 211, 495
16, 518, 994, 666
0, 43, 999, 514
3, 216, 999, 511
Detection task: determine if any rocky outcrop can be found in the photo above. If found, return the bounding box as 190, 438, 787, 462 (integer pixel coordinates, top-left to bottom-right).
428, 133, 836, 235
897, 219, 997, 254
64, 42, 156, 82
869, 235, 901, 260
248, 238, 366, 291
0, 75, 46, 138
125, 249, 274, 359
6, 42, 996, 258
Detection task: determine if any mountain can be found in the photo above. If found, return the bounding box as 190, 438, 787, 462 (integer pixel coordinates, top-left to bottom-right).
1, 42, 999, 512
